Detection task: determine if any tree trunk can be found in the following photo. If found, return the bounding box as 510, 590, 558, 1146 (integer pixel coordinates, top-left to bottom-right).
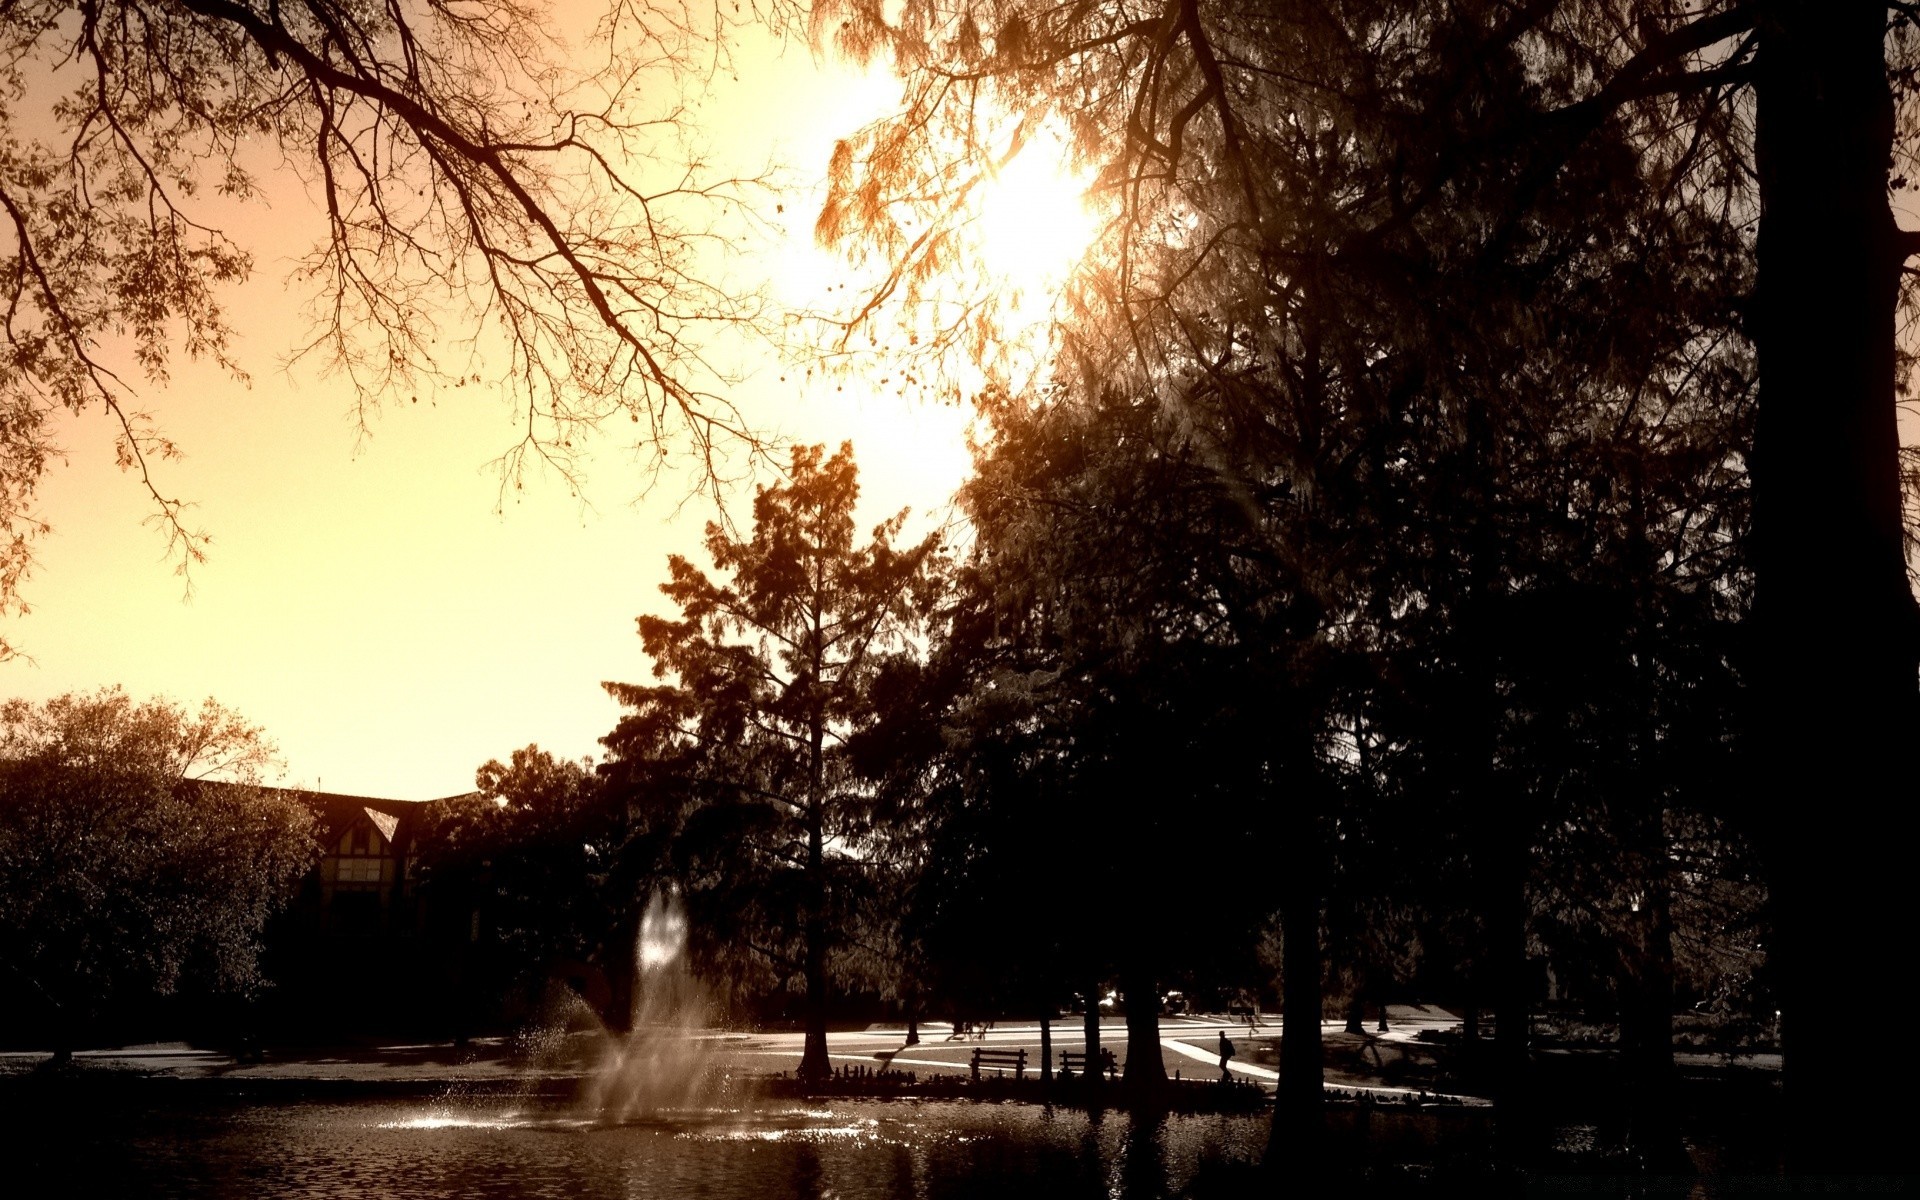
906, 1012, 918, 1046
1623, 877, 1687, 1173
1085, 982, 1102, 1085
800, 931, 830, 1082
1487, 828, 1535, 1165
798, 801, 831, 1083
1615, 397, 1688, 1176
1121, 965, 1165, 1090
1266, 798, 1324, 1171
1345, 988, 1365, 1035
1753, 2, 1919, 1173
1040, 1011, 1053, 1083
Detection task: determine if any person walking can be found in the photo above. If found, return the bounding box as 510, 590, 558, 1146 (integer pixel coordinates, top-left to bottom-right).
1217, 1030, 1235, 1082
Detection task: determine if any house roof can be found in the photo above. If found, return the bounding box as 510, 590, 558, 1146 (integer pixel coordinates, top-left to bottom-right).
283, 788, 477, 846
175, 779, 477, 847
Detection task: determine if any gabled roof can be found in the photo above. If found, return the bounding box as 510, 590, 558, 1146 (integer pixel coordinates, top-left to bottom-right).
175, 780, 478, 847
282, 788, 478, 847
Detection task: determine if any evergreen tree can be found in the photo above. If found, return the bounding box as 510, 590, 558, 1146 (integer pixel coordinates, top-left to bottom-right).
601, 442, 944, 1081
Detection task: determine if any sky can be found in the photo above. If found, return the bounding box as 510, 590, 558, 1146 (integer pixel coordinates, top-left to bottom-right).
20, 12, 1891, 804
0, 20, 979, 800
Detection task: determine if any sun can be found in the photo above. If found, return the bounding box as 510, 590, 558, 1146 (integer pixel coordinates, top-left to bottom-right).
768, 115, 1098, 397
973, 133, 1098, 304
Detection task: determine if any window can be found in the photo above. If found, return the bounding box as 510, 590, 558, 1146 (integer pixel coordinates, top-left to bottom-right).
330, 812, 394, 892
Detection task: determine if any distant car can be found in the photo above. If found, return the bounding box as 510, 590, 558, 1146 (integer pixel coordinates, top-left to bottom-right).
1161, 991, 1188, 1015
1099, 990, 1119, 1012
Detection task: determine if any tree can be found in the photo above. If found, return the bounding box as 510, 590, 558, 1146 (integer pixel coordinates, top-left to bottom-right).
820, 0, 1742, 1147
413, 744, 623, 1025
0, 688, 316, 1059
813, 0, 1920, 1168
601, 441, 944, 1081
942, 385, 1327, 1103
1742, 4, 1920, 1172
1, 0, 783, 656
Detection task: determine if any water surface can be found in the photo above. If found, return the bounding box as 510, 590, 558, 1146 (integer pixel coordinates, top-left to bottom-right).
7, 1094, 1267, 1199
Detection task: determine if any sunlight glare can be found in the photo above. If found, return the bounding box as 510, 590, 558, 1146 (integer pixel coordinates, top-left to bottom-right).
975, 135, 1097, 304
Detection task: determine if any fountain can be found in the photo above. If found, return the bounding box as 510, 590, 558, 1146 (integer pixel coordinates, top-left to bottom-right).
228, 890, 1263, 1197
572, 886, 735, 1122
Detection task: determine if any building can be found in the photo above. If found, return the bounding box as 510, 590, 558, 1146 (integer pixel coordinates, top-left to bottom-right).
292, 790, 445, 936
262, 788, 479, 1036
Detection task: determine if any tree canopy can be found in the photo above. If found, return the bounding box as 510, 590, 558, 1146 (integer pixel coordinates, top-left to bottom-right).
0, 688, 315, 1057
413, 744, 621, 1020
810, 0, 1905, 1171
1, 0, 789, 656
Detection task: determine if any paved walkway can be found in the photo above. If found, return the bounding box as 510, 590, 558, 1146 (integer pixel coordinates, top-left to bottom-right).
0, 1007, 1479, 1101
741, 1006, 1474, 1102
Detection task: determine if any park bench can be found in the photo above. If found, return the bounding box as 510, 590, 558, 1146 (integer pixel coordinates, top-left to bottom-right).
970, 1047, 1027, 1080
1058, 1049, 1118, 1081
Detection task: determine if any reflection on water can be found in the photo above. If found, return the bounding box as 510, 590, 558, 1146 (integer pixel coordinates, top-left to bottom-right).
5, 1096, 1266, 1199
1123, 1110, 1170, 1200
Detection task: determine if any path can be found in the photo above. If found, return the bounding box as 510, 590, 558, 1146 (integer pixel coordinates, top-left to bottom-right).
0, 1005, 1485, 1103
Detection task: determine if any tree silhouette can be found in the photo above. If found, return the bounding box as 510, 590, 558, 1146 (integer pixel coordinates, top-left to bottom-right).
0, 688, 315, 1060
601, 442, 943, 1081
811, 0, 1908, 1169
942, 386, 1323, 1104
413, 745, 622, 1024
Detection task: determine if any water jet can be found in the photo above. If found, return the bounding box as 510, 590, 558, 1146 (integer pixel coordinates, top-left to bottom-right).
573, 887, 735, 1123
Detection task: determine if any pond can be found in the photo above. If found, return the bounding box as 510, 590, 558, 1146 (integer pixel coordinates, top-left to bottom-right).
4, 1094, 1269, 1199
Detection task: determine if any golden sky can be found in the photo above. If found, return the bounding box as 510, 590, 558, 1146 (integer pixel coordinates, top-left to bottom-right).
7, 7, 1914, 800
0, 18, 982, 799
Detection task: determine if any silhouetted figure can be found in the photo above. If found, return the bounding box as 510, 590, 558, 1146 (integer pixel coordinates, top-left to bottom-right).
1218, 1031, 1235, 1081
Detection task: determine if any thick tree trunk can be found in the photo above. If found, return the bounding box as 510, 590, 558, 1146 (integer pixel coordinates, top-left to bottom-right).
1615, 418, 1689, 1174
1753, 2, 1920, 1173
1121, 965, 1165, 1090
1623, 877, 1687, 1173
1266, 799, 1325, 1171
800, 938, 830, 1081
1455, 626, 1536, 1163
